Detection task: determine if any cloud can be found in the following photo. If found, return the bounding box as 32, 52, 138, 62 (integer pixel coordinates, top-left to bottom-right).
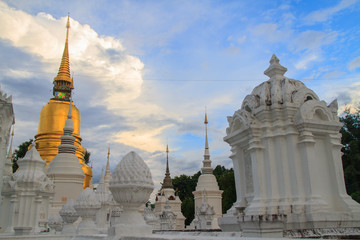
251, 23, 292, 42
349, 56, 360, 70
304, 0, 359, 24
293, 30, 338, 51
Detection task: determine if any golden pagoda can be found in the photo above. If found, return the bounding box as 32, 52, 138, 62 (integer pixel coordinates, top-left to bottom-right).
35, 16, 92, 188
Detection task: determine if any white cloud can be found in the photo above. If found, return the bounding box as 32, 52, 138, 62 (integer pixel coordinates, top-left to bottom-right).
349, 56, 360, 70
304, 0, 359, 24
252, 23, 292, 42
293, 30, 338, 51
295, 53, 319, 70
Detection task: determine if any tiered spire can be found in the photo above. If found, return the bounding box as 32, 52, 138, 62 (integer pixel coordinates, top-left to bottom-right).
162, 145, 173, 189
58, 99, 77, 154
52, 15, 74, 101
201, 110, 213, 174
104, 144, 112, 191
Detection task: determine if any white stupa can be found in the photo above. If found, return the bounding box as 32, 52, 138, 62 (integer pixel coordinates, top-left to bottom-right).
154, 145, 185, 230
47, 99, 85, 215
192, 112, 223, 229
0, 142, 54, 235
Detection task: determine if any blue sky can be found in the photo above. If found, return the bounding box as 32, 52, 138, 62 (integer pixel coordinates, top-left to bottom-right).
1, 0, 360, 194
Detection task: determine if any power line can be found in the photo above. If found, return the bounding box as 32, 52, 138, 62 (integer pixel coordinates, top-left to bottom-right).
0, 68, 359, 82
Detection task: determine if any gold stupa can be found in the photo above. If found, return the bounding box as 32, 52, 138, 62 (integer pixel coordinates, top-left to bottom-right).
35, 16, 92, 188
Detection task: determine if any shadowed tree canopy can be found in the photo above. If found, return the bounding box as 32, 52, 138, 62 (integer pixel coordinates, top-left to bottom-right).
340, 107, 360, 203
84, 149, 91, 165
12, 139, 33, 172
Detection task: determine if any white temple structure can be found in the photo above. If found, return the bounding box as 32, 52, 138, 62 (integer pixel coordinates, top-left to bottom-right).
192, 112, 223, 229
218, 54, 360, 237
0, 143, 54, 235
154, 145, 185, 230
47, 100, 85, 215
0, 89, 14, 201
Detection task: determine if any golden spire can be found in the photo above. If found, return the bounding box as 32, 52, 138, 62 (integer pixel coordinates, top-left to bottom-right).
162, 144, 173, 189
107, 144, 110, 161
54, 15, 72, 85
52, 14, 73, 101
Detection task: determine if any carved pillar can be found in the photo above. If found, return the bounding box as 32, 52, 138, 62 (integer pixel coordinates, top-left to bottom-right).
297, 128, 328, 213
245, 131, 266, 215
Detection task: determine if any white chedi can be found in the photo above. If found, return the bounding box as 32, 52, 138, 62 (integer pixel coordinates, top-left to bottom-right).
1, 143, 54, 235
74, 187, 101, 235
59, 199, 79, 235
109, 151, 154, 236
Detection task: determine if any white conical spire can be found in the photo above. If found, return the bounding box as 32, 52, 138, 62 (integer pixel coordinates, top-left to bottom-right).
201, 110, 213, 174
105, 144, 111, 178
104, 144, 112, 192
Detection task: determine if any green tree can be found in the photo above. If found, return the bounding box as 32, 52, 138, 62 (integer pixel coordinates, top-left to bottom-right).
340, 107, 360, 202
84, 149, 91, 165
172, 172, 200, 225
12, 139, 33, 172
213, 165, 236, 213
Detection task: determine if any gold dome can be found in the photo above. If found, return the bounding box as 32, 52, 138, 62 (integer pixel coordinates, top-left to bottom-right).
35, 100, 92, 188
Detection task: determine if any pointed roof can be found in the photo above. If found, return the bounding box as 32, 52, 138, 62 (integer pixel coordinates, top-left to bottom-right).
201, 110, 213, 174
53, 15, 73, 87
162, 144, 173, 189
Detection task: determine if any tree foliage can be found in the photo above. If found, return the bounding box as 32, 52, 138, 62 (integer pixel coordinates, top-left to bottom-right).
12, 139, 33, 172
84, 149, 91, 165
172, 166, 236, 226
340, 107, 360, 202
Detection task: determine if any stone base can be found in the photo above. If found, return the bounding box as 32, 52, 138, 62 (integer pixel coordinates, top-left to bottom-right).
13, 227, 32, 235
108, 223, 152, 237
62, 224, 77, 235
77, 219, 98, 235
218, 215, 240, 232
240, 220, 284, 238
284, 227, 360, 238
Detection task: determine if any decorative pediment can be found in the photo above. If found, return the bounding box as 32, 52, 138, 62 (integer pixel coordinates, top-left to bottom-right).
294, 99, 339, 125
226, 110, 258, 135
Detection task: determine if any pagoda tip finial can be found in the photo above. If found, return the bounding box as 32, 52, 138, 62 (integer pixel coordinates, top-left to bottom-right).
204, 107, 208, 124
66, 13, 70, 29
166, 144, 169, 153
270, 54, 279, 64
67, 98, 72, 119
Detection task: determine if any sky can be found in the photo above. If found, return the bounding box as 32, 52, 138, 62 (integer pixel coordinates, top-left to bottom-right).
1, 0, 360, 197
